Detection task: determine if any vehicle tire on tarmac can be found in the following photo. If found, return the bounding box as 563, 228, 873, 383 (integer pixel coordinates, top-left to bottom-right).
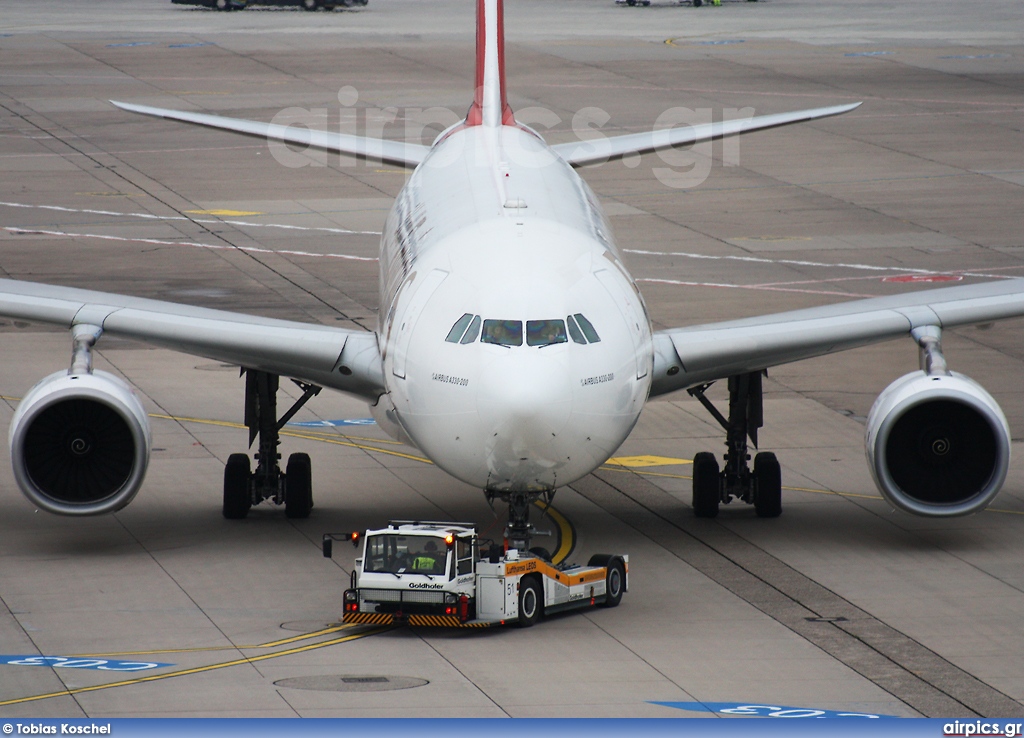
517, 576, 542, 627
604, 559, 625, 607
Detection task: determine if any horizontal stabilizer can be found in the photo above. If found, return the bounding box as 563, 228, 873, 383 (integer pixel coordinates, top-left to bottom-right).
111, 100, 430, 169
552, 102, 861, 167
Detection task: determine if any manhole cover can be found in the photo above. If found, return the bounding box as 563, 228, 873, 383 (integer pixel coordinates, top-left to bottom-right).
279, 621, 341, 633
274, 675, 429, 692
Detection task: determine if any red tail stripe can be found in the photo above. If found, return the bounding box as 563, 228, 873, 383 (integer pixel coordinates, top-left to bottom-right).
466, 0, 515, 127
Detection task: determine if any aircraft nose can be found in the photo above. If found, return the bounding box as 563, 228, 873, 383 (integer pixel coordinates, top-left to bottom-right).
478, 352, 573, 466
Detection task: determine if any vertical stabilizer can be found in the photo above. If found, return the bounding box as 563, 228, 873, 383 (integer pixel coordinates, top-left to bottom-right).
465, 0, 515, 127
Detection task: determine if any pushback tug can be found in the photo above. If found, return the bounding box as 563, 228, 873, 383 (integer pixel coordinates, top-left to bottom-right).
323, 521, 627, 628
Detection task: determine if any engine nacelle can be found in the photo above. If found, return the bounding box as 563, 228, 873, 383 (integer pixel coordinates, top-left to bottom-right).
866, 371, 1010, 517
9, 370, 152, 516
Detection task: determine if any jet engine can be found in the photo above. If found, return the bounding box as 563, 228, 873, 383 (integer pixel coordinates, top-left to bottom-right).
9, 370, 151, 516
866, 371, 1010, 517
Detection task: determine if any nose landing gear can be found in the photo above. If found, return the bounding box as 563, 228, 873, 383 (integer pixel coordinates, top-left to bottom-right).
485, 488, 556, 551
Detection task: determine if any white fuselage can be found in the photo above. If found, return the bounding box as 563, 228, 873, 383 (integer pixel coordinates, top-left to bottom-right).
376, 123, 653, 492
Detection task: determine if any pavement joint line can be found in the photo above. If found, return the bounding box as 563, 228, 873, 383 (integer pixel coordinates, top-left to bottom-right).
572, 472, 1024, 717
0, 626, 394, 708
596, 464, 1024, 515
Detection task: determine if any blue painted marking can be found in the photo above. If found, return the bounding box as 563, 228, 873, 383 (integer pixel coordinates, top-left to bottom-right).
106, 42, 153, 47
939, 54, 1005, 59
1, 655, 172, 672
169, 42, 211, 48
845, 51, 893, 57
694, 40, 745, 45
650, 702, 898, 718
288, 418, 376, 428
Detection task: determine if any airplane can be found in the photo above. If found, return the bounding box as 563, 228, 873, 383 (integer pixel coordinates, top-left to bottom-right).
2, 0, 1022, 547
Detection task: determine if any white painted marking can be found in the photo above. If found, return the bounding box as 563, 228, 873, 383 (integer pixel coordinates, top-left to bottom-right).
0, 200, 381, 236
624, 248, 1021, 281
3, 228, 379, 262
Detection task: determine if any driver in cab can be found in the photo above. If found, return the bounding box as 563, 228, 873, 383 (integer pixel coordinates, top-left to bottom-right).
411, 539, 444, 574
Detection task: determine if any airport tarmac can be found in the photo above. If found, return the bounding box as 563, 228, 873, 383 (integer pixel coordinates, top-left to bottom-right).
1, 0, 1024, 719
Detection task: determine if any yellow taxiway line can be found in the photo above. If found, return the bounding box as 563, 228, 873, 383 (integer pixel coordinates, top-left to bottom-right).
70, 624, 352, 658
0, 626, 392, 708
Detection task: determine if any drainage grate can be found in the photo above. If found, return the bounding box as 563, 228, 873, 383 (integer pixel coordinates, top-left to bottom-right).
274, 675, 429, 693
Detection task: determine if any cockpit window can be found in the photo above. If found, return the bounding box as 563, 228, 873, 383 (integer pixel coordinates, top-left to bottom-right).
461, 315, 481, 344
482, 319, 523, 347
445, 313, 474, 343
449, 314, 595, 347
573, 313, 601, 343
526, 320, 567, 347
566, 315, 586, 344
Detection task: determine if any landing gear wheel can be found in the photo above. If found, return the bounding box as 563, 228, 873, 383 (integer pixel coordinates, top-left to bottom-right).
517, 577, 541, 627
694, 0, 703, 6
602, 559, 625, 607
223, 453, 251, 519
754, 452, 782, 518
528, 547, 552, 562
692, 451, 720, 518
285, 452, 312, 519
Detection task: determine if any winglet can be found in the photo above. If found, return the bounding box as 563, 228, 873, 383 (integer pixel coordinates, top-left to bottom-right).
465, 0, 515, 127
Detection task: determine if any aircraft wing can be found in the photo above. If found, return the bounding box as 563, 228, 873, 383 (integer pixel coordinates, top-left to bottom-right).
0, 279, 384, 400
650, 279, 1024, 397
552, 102, 861, 167
111, 101, 430, 169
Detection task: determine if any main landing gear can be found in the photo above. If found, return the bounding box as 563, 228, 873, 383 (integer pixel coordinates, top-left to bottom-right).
688, 371, 782, 519
223, 369, 322, 520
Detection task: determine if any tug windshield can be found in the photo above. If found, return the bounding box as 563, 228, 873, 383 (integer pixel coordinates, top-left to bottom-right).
363, 534, 448, 576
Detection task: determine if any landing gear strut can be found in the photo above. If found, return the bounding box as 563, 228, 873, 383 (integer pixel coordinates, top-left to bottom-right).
688, 371, 782, 518
485, 489, 555, 551
222, 369, 321, 520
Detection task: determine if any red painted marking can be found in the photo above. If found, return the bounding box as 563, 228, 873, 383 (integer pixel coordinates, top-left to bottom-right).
882, 274, 963, 283
465, 0, 515, 127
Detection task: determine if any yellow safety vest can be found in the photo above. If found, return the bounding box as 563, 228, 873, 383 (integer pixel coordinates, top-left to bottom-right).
413, 556, 436, 570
